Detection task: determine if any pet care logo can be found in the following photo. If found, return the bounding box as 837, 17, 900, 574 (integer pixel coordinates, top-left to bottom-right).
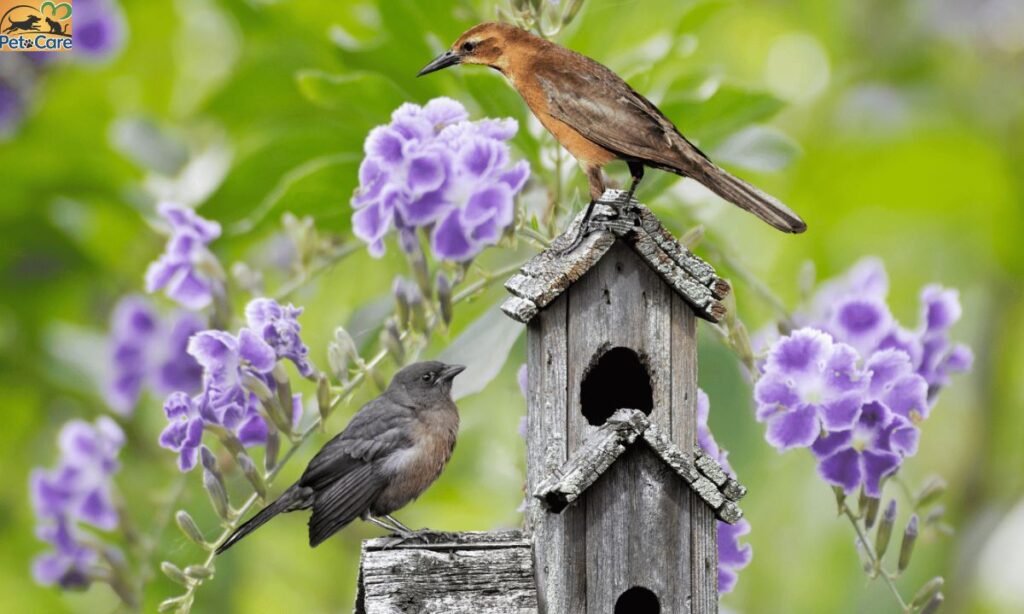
0, 1, 72, 52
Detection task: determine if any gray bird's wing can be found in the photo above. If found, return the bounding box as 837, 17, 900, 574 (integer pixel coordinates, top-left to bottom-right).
536, 56, 710, 172
298, 396, 417, 491
308, 463, 384, 547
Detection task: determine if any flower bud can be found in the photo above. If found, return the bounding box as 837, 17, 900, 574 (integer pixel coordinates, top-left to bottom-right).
563, 0, 585, 25
436, 272, 453, 327
863, 496, 880, 529
230, 261, 264, 296
681, 225, 704, 249
203, 468, 231, 521
184, 565, 214, 580
915, 476, 947, 510
264, 426, 280, 473
382, 318, 405, 364
237, 453, 266, 500
175, 511, 208, 549
407, 284, 428, 333
874, 499, 897, 560
241, 373, 274, 404
393, 277, 411, 328
317, 374, 332, 422
410, 246, 432, 301
200, 446, 220, 477
898, 514, 919, 574
333, 326, 358, 362
832, 486, 846, 515
273, 362, 295, 411
160, 561, 191, 587
919, 593, 944, 614
911, 577, 944, 609
327, 341, 349, 385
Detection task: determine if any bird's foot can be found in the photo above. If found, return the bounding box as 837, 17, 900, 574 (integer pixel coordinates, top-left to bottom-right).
376, 528, 458, 549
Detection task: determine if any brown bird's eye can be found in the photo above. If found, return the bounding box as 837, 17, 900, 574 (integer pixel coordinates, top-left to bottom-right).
461, 41, 476, 53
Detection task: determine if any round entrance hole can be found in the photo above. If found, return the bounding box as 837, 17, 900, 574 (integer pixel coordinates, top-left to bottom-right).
614, 585, 660, 614
580, 346, 653, 425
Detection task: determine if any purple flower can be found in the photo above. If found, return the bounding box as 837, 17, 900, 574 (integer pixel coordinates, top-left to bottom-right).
158, 391, 206, 471
245, 298, 315, 378
72, 0, 127, 60
145, 203, 223, 310
811, 401, 918, 496
0, 79, 25, 138
916, 285, 973, 395
697, 390, 752, 594
30, 417, 125, 589
352, 97, 530, 261
106, 295, 203, 415
755, 330, 868, 451
718, 519, 753, 594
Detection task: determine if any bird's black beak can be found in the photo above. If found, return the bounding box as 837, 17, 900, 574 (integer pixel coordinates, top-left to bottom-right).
438, 364, 466, 382
417, 50, 460, 77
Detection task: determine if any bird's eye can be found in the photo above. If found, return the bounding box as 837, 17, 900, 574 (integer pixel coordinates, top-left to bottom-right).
422, 373, 434, 382
461, 41, 477, 53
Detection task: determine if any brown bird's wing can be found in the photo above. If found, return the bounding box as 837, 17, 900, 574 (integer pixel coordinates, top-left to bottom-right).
537, 57, 807, 233
535, 59, 707, 173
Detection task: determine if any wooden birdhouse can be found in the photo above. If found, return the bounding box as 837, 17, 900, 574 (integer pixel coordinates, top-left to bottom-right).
502, 189, 746, 613
356, 190, 746, 614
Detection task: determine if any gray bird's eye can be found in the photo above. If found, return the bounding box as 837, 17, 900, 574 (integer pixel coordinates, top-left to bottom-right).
422, 373, 434, 382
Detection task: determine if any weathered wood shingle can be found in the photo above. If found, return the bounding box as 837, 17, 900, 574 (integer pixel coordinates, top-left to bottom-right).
533, 409, 746, 524
501, 189, 730, 324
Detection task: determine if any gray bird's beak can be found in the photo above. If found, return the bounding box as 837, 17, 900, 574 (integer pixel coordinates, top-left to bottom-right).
438, 364, 466, 382
417, 50, 460, 77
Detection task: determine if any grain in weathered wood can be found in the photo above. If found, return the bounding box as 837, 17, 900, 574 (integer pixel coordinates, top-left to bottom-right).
501, 295, 539, 323
564, 241, 695, 612
526, 294, 586, 613
358, 531, 537, 614
533, 409, 645, 512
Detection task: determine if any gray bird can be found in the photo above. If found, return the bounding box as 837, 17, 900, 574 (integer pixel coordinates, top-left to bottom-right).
216, 361, 466, 553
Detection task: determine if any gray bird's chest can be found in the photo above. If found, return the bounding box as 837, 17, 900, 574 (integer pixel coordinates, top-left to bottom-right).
372, 409, 458, 515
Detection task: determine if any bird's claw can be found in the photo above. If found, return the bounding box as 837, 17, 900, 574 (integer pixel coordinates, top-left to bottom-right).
379, 528, 459, 549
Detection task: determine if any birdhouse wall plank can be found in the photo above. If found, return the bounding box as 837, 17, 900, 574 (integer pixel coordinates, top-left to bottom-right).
566, 241, 673, 449
526, 294, 586, 613
672, 293, 719, 610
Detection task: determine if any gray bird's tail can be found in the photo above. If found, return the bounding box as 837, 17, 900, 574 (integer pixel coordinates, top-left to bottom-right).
691, 159, 807, 234
216, 485, 308, 554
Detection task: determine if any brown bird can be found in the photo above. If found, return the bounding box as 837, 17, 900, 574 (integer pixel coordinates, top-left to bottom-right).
418, 22, 806, 241
215, 361, 465, 553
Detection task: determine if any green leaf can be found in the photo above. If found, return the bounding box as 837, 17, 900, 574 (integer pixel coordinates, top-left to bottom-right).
661, 83, 786, 148
712, 125, 802, 173
296, 70, 410, 120
439, 302, 524, 401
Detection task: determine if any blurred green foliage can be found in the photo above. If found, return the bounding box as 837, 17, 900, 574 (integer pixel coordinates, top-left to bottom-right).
1, 0, 1022, 612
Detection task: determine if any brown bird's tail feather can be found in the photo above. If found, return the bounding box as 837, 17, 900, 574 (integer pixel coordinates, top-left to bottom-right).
692, 160, 807, 234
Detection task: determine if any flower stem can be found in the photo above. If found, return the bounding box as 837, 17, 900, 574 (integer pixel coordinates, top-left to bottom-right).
175, 258, 524, 611
274, 242, 360, 301
841, 502, 911, 612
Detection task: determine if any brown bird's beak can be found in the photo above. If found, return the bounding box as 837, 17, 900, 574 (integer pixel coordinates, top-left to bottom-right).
438, 364, 466, 382
417, 50, 460, 77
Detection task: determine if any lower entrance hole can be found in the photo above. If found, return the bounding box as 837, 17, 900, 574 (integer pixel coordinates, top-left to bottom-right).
614, 585, 661, 614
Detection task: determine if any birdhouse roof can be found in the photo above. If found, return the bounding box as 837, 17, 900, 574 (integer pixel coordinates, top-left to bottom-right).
533, 409, 746, 524
501, 190, 731, 324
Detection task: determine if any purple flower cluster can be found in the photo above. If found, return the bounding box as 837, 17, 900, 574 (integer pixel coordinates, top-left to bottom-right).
159, 298, 310, 471
755, 259, 971, 496
30, 417, 125, 588
145, 203, 223, 310
106, 295, 203, 415
697, 391, 753, 594
352, 97, 530, 261
73, 0, 127, 60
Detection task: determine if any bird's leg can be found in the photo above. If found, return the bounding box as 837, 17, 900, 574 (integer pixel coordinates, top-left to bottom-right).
554, 199, 596, 256
383, 514, 413, 534
367, 515, 412, 538
626, 161, 645, 202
